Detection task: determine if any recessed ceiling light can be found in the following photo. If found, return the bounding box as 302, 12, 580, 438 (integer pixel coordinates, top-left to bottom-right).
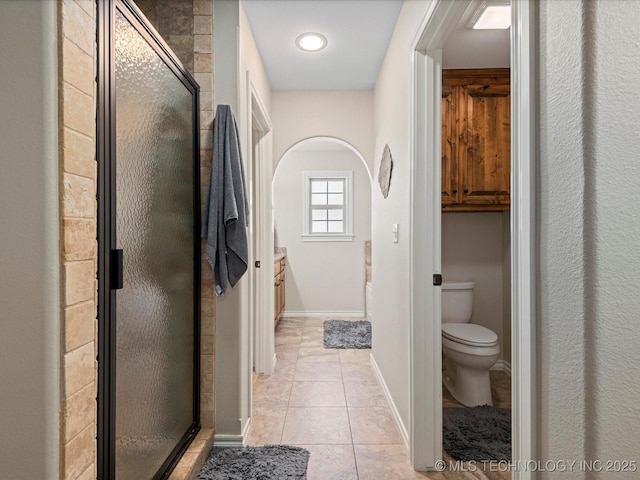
468, 2, 511, 30
296, 33, 327, 52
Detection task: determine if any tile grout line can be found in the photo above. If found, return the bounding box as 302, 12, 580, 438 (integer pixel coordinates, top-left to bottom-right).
279, 328, 300, 445
338, 339, 361, 480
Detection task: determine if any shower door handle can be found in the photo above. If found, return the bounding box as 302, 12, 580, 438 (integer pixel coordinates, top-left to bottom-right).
111, 249, 123, 290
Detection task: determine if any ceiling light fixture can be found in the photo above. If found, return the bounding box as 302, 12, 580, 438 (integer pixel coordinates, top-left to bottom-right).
296, 33, 327, 52
467, 1, 511, 30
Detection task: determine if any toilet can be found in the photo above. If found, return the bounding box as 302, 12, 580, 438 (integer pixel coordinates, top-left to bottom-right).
441, 281, 499, 407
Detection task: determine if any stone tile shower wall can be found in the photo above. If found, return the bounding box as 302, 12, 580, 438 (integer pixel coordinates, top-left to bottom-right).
58, 1, 215, 478
59, 1, 98, 477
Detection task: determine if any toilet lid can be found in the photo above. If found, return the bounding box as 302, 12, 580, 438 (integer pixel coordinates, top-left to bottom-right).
442, 324, 498, 347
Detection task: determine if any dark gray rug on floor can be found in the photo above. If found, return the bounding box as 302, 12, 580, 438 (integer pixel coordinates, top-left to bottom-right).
443, 406, 511, 462
197, 445, 310, 480
323, 320, 371, 349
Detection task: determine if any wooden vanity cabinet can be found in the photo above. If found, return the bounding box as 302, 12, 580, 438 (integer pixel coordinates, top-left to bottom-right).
442, 69, 511, 212
274, 257, 285, 326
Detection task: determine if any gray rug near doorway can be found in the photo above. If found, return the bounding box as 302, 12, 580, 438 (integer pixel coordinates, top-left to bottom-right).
443, 406, 511, 462
197, 445, 310, 480
323, 320, 372, 349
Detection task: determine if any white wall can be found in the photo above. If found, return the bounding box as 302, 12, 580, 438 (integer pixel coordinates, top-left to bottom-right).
213, 0, 273, 439
442, 213, 508, 361
501, 211, 511, 364
537, 0, 640, 467
239, 2, 272, 121
274, 148, 371, 315
271, 90, 374, 171
0, 1, 60, 477
371, 0, 433, 433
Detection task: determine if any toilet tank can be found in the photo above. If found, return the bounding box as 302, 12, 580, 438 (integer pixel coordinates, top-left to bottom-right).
441, 281, 474, 324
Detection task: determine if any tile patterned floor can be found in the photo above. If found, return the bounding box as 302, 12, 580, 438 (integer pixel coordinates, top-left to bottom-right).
248, 317, 512, 480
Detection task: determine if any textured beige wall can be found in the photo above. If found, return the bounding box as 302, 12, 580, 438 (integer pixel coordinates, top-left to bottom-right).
538, 0, 640, 469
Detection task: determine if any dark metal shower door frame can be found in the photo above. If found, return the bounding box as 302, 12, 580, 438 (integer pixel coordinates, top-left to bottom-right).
97, 1, 201, 478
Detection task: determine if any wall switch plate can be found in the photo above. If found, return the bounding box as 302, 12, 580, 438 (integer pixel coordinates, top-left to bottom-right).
392, 223, 399, 243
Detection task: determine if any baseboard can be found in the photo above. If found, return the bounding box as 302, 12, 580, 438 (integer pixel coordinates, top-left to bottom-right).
370, 354, 410, 450
213, 434, 243, 448
282, 310, 365, 318
213, 418, 252, 448
490, 359, 512, 376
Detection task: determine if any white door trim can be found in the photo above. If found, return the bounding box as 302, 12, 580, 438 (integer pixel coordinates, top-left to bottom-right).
408, 41, 443, 473
409, 1, 467, 469
409, 0, 536, 475
246, 73, 274, 380
510, 2, 537, 475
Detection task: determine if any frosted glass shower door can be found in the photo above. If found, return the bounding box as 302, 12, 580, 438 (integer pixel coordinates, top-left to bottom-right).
110, 5, 199, 479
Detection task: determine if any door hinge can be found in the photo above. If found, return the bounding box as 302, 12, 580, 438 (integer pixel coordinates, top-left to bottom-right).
111, 249, 123, 290
433, 274, 442, 286
255, 260, 261, 268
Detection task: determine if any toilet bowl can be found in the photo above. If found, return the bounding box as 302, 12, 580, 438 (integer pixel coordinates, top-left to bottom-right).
441, 281, 499, 407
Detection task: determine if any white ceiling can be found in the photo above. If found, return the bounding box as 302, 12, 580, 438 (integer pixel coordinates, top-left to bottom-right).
242, 0, 509, 91
242, 0, 403, 91
442, 0, 510, 69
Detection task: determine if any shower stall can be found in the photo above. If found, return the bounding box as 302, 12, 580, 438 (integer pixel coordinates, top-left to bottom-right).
97, 1, 200, 478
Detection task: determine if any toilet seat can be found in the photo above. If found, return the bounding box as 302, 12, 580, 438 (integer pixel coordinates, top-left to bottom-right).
442, 323, 498, 347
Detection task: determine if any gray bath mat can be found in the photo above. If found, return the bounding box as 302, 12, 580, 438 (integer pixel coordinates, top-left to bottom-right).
443, 406, 511, 462
197, 445, 310, 479
323, 320, 371, 349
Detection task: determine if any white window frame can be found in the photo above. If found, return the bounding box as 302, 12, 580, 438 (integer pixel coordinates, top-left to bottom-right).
302, 171, 354, 242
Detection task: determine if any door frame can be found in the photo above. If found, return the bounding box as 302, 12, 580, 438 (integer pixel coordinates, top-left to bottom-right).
409, 0, 536, 475
246, 73, 274, 379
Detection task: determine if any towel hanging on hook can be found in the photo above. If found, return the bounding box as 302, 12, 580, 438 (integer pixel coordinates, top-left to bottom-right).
201, 105, 249, 295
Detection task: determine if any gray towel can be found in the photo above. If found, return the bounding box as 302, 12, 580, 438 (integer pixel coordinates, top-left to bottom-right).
201, 105, 249, 295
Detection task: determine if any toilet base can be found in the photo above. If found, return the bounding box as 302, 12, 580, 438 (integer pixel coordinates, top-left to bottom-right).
443, 357, 494, 407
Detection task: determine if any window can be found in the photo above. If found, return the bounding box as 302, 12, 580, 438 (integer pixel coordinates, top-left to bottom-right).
302, 171, 354, 241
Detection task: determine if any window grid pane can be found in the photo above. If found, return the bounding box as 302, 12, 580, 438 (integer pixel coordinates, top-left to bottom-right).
311, 221, 328, 233
311, 180, 328, 193
312, 209, 328, 221
311, 193, 328, 205
328, 209, 343, 221
306, 173, 350, 238
328, 181, 344, 193
327, 193, 343, 205
309, 205, 345, 234
327, 221, 344, 233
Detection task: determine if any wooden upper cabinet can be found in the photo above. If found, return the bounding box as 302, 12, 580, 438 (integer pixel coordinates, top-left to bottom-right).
441, 86, 458, 207
442, 69, 510, 211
